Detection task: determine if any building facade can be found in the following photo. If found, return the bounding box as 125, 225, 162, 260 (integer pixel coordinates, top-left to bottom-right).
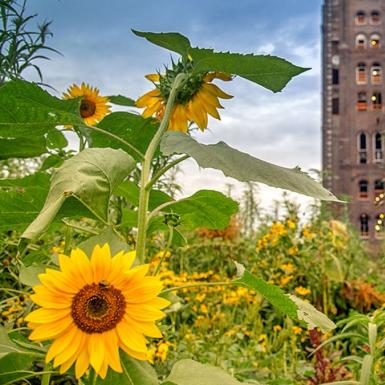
322, 0, 385, 242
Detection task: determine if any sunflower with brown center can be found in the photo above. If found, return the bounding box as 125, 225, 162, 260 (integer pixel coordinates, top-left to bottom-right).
136, 61, 233, 133
26, 244, 169, 379
63, 82, 110, 126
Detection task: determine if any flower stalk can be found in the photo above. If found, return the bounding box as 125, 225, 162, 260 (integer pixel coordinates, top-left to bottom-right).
135, 73, 187, 264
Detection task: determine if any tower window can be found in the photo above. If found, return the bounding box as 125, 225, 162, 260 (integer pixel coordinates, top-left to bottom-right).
371, 10, 381, 25
357, 62, 367, 84
332, 68, 339, 85
356, 11, 366, 25
359, 132, 367, 163
374, 133, 383, 162
371, 63, 382, 84
359, 214, 369, 238
357, 92, 367, 111
359, 180, 368, 199
356, 34, 367, 49
332, 98, 339, 114
370, 33, 381, 48
371, 92, 382, 110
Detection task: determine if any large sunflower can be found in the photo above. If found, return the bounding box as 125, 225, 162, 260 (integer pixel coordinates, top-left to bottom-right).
63, 82, 110, 126
26, 244, 169, 379
136, 64, 233, 133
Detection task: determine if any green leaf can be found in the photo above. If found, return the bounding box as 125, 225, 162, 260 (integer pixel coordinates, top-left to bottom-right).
78, 228, 132, 256
0, 352, 35, 385
46, 129, 68, 149
0, 80, 82, 138
359, 355, 373, 385
114, 180, 173, 210
165, 190, 239, 230
40, 154, 64, 170
133, 30, 307, 92
108, 95, 136, 107
161, 132, 338, 202
92, 112, 159, 160
0, 327, 27, 359
22, 148, 135, 240
96, 351, 159, 385
234, 263, 298, 319
0, 174, 50, 231
19, 264, 45, 286
132, 30, 191, 57
162, 359, 251, 385
0, 137, 47, 159
235, 263, 336, 332
289, 295, 336, 333
190, 47, 308, 92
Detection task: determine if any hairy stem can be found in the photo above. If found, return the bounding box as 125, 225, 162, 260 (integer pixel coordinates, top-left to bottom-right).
135, 73, 187, 263
162, 281, 235, 294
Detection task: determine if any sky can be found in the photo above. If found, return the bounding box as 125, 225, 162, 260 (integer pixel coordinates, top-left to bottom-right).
25, 0, 325, 216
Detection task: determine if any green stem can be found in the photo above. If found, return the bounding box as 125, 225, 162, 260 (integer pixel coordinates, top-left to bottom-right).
41, 364, 51, 385
64, 225, 72, 255
146, 154, 190, 191
135, 73, 187, 264
146, 200, 182, 224
162, 281, 234, 294
85, 124, 145, 161
154, 226, 174, 275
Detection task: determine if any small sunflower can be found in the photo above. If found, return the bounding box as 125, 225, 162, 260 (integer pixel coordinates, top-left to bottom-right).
26, 244, 169, 379
136, 61, 233, 133
63, 82, 110, 126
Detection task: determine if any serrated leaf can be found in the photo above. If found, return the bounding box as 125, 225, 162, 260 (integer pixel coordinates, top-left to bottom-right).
190, 48, 308, 92
161, 132, 338, 202
0, 80, 82, 137
235, 264, 336, 332
162, 359, 252, 385
133, 30, 307, 92
132, 30, 191, 56
289, 295, 336, 333
234, 263, 297, 319
22, 148, 135, 240
92, 112, 159, 160
95, 351, 159, 385
108, 95, 136, 107
78, 227, 132, 256
167, 190, 238, 230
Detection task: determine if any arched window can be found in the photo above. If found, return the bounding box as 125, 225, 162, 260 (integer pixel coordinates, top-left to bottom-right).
375, 214, 385, 238
370, 33, 381, 48
356, 34, 367, 49
374, 133, 383, 162
371, 63, 382, 84
371, 10, 380, 25
357, 62, 367, 84
359, 180, 369, 198
357, 92, 367, 111
360, 214, 369, 237
356, 11, 366, 25
359, 132, 367, 164
371, 92, 382, 110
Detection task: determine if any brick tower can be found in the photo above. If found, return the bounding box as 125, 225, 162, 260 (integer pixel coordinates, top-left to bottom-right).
322, 0, 385, 244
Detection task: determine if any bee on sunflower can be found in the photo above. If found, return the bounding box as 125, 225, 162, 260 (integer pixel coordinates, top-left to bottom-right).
136, 60, 233, 133
63, 82, 110, 126
26, 244, 169, 379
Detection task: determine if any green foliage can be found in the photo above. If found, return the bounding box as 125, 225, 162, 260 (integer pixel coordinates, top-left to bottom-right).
132, 30, 308, 92
92, 112, 159, 160
108, 94, 136, 107
22, 148, 135, 239
95, 352, 159, 385
161, 132, 338, 202
163, 359, 249, 385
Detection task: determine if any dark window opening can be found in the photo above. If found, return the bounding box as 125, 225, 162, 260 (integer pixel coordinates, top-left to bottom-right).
375, 133, 383, 161
357, 92, 367, 111
360, 214, 369, 237
357, 62, 367, 83
372, 92, 382, 110
371, 63, 382, 84
332, 68, 339, 85
356, 11, 366, 25
359, 133, 367, 163
332, 98, 339, 114
371, 10, 380, 24
359, 180, 369, 198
